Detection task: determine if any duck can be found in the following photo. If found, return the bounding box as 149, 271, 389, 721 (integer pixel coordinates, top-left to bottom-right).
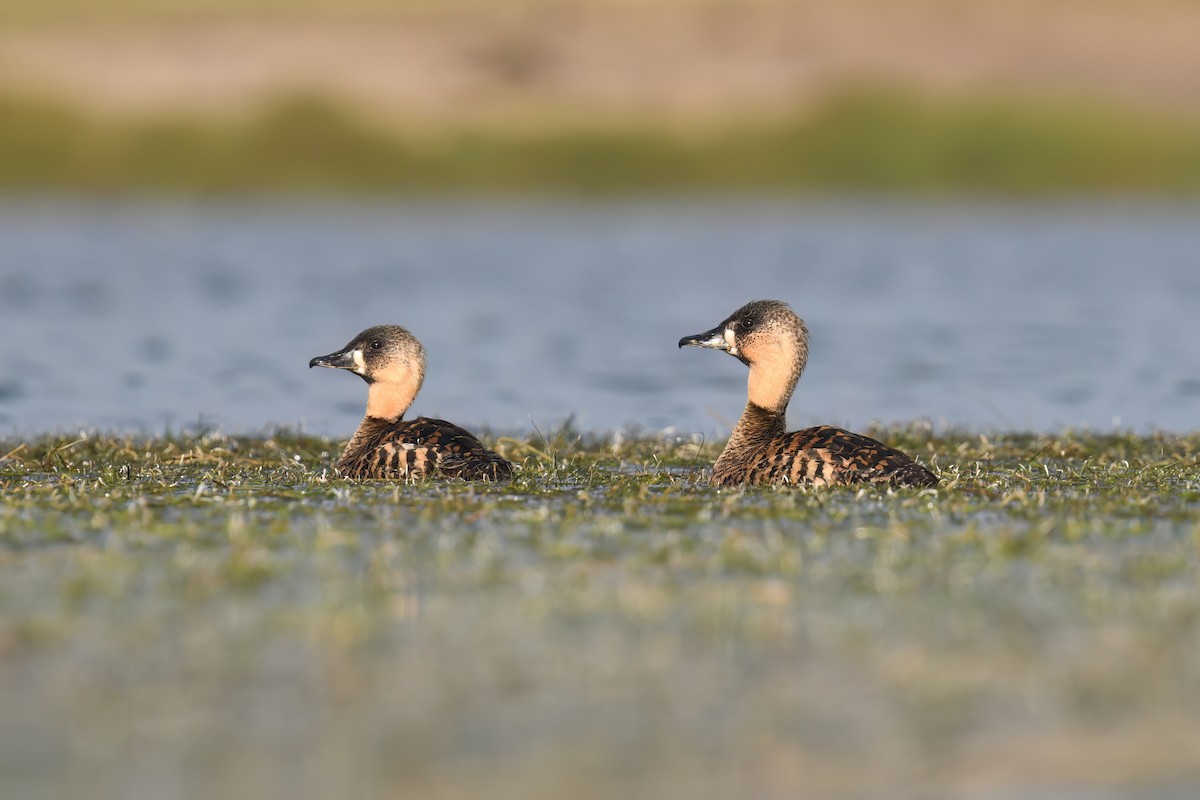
309, 325, 513, 481
678, 300, 937, 489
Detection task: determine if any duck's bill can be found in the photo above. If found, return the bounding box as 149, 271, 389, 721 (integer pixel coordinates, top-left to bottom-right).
308, 349, 357, 369
678, 325, 729, 350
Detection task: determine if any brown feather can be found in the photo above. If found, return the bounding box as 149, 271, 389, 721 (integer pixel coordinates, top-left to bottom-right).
335, 416, 513, 482
713, 416, 936, 488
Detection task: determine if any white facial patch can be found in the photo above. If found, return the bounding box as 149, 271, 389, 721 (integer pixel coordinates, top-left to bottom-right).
724, 327, 739, 355
350, 348, 366, 373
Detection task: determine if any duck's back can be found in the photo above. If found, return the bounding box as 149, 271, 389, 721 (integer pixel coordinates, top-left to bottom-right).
714, 424, 936, 488
336, 416, 513, 481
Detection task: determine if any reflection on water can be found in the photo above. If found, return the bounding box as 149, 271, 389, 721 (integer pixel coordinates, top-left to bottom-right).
1, 198, 1198, 435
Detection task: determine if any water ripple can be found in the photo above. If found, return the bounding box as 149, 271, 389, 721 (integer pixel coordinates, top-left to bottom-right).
1, 198, 1198, 435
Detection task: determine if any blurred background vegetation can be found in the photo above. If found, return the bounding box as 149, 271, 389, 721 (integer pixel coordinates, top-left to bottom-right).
2, 0, 1199, 193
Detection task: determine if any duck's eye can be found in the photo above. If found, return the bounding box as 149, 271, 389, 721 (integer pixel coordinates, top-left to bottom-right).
370, 340, 381, 350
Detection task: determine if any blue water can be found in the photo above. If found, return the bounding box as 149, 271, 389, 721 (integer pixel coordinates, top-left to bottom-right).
1, 198, 1198, 437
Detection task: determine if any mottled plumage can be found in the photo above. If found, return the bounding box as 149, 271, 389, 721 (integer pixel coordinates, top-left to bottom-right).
679, 300, 937, 489
332, 416, 513, 481
310, 325, 513, 482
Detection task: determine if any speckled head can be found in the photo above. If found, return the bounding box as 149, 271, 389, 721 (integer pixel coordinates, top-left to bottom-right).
679, 300, 810, 412
310, 325, 427, 420
679, 300, 807, 365
310, 325, 426, 383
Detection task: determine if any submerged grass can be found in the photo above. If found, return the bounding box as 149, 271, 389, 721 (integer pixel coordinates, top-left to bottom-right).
2, 425, 1200, 797
3, 88, 1200, 193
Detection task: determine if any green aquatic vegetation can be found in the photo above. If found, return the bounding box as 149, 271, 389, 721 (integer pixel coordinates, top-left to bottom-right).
1, 425, 1199, 798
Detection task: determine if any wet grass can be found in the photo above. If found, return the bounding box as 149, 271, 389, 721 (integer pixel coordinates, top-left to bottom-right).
3, 88, 1200, 194
2, 425, 1199, 798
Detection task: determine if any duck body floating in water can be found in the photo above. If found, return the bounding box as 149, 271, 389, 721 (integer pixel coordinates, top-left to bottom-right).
679, 300, 937, 489
310, 325, 513, 481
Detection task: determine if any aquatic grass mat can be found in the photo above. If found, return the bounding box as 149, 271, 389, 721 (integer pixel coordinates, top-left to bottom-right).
2, 426, 1199, 798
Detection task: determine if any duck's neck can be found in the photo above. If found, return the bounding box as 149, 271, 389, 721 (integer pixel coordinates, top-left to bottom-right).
338, 377, 419, 466
713, 361, 798, 474
364, 374, 420, 422
721, 401, 786, 457
745, 355, 798, 414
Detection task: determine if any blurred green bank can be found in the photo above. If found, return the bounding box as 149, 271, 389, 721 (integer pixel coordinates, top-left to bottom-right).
2, 88, 1200, 194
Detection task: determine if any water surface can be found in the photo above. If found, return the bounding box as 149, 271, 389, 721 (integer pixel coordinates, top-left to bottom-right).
2, 199, 1197, 436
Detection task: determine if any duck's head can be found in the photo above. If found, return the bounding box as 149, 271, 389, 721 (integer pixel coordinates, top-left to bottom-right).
678, 300, 809, 412
310, 325, 427, 419
678, 300, 808, 366
310, 325, 426, 383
